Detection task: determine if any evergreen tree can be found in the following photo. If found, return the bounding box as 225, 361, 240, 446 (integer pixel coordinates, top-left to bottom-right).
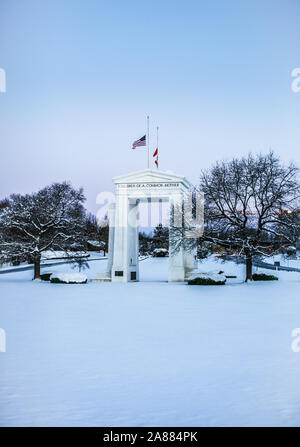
152, 224, 169, 250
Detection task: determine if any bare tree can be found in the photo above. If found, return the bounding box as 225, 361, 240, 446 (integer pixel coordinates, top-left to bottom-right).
0, 182, 87, 279
200, 152, 299, 281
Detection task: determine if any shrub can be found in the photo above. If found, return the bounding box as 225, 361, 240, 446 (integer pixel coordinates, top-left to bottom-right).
40, 273, 52, 281
152, 248, 168, 257
50, 277, 87, 284
188, 277, 226, 285
252, 273, 278, 281
50, 273, 87, 284
188, 272, 226, 285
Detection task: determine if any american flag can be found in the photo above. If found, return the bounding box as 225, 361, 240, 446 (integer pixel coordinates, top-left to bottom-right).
132, 135, 146, 150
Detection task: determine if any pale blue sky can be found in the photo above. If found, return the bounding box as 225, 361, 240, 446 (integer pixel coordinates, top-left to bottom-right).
0, 0, 299, 213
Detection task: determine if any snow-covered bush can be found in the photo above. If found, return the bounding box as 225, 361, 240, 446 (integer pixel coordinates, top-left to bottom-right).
286, 246, 297, 256
40, 273, 52, 281
152, 248, 168, 257
252, 273, 278, 281
50, 273, 87, 284
188, 272, 226, 285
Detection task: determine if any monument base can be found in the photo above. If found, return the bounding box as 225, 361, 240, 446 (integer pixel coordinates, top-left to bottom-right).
91, 272, 112, 282
111, 266, 139, 282
168, 266, 186, 282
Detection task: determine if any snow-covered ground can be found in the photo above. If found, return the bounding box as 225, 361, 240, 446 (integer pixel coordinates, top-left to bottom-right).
0, 256, 300, 426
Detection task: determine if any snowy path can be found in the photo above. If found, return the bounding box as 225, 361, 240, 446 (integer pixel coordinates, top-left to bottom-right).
1, 257, 300, 426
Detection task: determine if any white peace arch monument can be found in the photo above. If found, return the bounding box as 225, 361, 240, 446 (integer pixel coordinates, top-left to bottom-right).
100, 168, 199, 283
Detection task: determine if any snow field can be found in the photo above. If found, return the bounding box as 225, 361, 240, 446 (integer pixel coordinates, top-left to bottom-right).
0, 257, 300, 426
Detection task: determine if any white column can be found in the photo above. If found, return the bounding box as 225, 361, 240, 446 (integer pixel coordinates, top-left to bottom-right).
184, 241, 197, 279
127, 200, 139, 281
111, 192, 139, 282
106, 202, 116, 276
112, 192, 129, 282
182, 191, 197, 278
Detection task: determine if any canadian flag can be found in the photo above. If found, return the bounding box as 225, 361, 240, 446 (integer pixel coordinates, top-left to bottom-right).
153, 147, 158, 168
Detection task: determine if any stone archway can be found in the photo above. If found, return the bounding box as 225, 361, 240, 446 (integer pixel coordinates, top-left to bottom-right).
105, 169, 197, 282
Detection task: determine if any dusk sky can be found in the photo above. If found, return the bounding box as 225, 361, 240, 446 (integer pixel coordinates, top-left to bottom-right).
0, 0, 299, 214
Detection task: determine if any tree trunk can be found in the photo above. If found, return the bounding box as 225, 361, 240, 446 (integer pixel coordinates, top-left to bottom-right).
245, 253, 253, 282
33, 256, 41, 280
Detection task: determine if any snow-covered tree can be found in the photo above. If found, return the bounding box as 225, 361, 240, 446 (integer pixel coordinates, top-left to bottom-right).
0, 182, 87, 279
152, 224, 169, 250
0, 198, 9, 210
200, 152, 299, 281
139, 231, 152, 255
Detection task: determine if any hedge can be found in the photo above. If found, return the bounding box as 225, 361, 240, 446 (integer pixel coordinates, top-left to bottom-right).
188, 277, 226, 285
252, 273, 278, 281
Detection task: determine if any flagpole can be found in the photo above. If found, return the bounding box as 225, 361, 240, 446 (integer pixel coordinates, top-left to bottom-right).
156, 126, 159, 169
147, 115, 150, 169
